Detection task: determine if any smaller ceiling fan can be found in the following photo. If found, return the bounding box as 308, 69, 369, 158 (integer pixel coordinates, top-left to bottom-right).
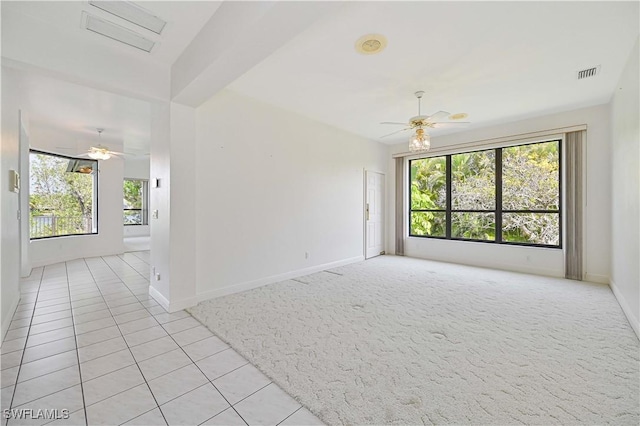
84, 129, 121, 160
380, 91, 470, 152
56, 129, 147, 160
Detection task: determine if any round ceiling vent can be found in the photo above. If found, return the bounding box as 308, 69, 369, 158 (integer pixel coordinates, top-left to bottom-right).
355, 34, 387, 55
449, 113, 468, 120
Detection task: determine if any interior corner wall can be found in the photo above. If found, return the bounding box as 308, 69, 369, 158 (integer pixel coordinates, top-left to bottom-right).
610, 38, 639, 337
194, 90, 388, 300
148, 102, 197, 312
29, 157, 125, 267
386, 103, 612, 281
1, 66, 23, 341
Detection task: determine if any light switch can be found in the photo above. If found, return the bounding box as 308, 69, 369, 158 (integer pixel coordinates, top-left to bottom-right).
152, 210, 159, 219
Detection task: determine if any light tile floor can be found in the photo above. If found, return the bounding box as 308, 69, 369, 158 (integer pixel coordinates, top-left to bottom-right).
1, 252, 323, 426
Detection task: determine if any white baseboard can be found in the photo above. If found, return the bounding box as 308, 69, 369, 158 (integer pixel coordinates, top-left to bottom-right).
196, 256, 365, 304
149, 285, 170, 312
1, 293, 21, 345
406, 252, 564, 279
609, 279, 639, 340
169, 296, 199, 313
585, 273, 609, 284
30, 249, 125, 269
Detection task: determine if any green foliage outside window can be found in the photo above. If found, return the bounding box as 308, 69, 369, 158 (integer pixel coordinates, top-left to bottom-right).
30, 152, 96, 238
409, 141, 560, 246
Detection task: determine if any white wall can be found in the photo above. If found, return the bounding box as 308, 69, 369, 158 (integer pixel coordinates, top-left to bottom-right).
387, 103, 612, 281
124, 157, 150, 238
193, 90, 387, 300
1, 66, 23, 340
149, 102, 171, 308
610, 38, 639, 337
169, 103, 197, 309
29, 157, 125, 267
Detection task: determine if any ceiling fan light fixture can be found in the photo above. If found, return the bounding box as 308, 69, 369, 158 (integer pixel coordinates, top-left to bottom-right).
409, 128, 431, 152
88, 150, 111, 160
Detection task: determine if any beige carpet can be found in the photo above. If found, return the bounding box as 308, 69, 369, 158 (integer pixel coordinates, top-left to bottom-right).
189, 256, 639, 425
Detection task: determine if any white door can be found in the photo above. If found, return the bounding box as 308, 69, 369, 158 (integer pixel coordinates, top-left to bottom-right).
365, 171, 385, 259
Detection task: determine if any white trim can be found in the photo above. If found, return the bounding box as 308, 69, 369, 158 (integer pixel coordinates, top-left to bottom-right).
1, 294, 21, 345
393, 125, 586, 159
168, 296, 199, 313
197, 256, 365, 304
585, 273, 609, 285
29, 247, 125, 269
149, 285, 169, 312
610, 279, 640, 340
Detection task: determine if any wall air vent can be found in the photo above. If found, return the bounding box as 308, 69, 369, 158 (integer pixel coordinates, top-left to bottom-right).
85, 14, 155, 53
88, 1, 166, 35
576, 65, 600, 80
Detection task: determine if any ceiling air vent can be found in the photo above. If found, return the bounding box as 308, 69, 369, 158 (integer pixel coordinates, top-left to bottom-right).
88, 1, 166, 35
577, 65, 600, 80
84, 13, 155, 52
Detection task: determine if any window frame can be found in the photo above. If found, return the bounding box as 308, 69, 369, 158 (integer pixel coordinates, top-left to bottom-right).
123, 178, 149, 226
408, 140, 562, 249
29, 149, 99, 240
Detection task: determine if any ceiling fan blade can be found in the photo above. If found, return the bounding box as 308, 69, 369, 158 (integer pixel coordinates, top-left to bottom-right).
380, 127, 412, 138
426, 111, 450, 121
380, 121, 409, 126
431, 122, 471, 129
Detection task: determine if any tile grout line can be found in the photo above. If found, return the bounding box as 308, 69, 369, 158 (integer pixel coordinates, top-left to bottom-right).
276, 406, 304, 426
92, 255, 170, 426
106, 260, 250, 426
6, 265, 44, 426
158, 321, 250, 426
65, 261, 90, 426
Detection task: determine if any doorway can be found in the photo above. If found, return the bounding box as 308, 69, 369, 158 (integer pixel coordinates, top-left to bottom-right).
365, 170, 385, 259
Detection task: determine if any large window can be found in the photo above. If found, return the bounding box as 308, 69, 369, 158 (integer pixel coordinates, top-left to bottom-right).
409, 140, 561, 247
29, 150, 98, 239
123, 179, 148, 225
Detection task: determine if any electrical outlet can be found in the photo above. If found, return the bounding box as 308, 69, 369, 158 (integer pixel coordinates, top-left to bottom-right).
152, 210, 159, 219
305, 252, 309, 259
155, 273, 161, 281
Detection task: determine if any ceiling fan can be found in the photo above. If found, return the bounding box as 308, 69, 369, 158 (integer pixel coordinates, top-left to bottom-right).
380, 91, 470, 152
55, 129, 147, 160
84, 129, 121, 160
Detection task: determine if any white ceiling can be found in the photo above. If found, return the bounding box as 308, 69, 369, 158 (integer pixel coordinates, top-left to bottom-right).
2, 1, 221, 66
228, 1, 639, 144
3, 1, 221, 155
21, 71, 151, 156
2, 1, 638, 152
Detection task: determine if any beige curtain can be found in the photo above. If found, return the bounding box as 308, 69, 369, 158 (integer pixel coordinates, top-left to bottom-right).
395, 157, 404, 256
565, 130, 585, 280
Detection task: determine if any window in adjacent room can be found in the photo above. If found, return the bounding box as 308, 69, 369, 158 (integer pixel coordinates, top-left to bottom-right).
123, 179, 149, 225
409, 140, 561, 247
29, 150, 98, 239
